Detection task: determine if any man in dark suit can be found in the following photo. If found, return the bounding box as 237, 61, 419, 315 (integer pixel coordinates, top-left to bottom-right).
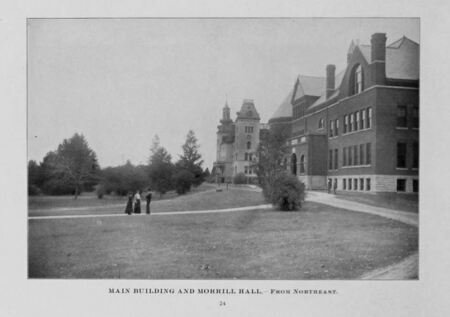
145, 190, 153, 215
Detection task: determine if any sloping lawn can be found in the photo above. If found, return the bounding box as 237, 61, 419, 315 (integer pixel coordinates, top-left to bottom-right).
28, 202, 418, 279
28, 187, 266, 217
335, 191, 418, 213
28, 183, 218, 211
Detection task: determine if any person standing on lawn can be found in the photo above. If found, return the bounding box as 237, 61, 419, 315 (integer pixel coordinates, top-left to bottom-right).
145, 189, 152, 215
133, 190, 141, 214
124, 192, 133, 215
327, 179, 332, 194
333, 179, 337, 194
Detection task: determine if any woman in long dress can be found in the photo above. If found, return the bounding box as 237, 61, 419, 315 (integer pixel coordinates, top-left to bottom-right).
125, 192, 133, 215
133, 190, 141, 214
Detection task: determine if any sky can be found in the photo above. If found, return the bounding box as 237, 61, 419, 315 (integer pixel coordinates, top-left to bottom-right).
27, 18, 419, 169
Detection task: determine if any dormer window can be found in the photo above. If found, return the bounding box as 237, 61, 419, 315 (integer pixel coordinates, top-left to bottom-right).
350, 64, 364, 95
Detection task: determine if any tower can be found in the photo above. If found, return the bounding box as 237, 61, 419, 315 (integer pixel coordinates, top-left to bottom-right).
233, 99, 260, 180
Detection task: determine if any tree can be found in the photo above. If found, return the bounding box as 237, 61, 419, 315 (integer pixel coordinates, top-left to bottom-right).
52, 133, 100, 198
100, 160, 149, 196
176, 130, 205, 187
28, 160, 42, 195
255, 124, 292, 203
148, 135, 174, 196
172, 170, 195, 195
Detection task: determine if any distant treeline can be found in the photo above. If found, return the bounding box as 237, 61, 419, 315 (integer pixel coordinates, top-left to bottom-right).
28, 131, 211, 198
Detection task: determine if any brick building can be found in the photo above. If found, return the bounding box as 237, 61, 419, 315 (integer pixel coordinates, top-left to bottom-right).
269, 33, 419, 193
212, 99, 268, 183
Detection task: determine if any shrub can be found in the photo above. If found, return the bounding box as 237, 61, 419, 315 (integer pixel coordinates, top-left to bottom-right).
28, 184, 42, 196
172, 170, 195, 195
96, 184, 105, 199
267, 173, 305, 211
233, 172, 247, 184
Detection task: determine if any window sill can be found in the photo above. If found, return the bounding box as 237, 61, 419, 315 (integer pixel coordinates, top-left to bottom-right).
328, 136, 339, 140
396, 167, 408, 170
342, 128, 372, 136
395, 127, 408, 130
342, 165, 371, 169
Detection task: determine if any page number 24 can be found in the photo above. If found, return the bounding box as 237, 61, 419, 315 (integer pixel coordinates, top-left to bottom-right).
219, 301, 226, 306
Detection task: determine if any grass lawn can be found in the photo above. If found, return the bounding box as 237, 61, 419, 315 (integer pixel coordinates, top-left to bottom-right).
335, 191, 418, 213
28, 183, 217, 210
28, 202, 418, 279
28, 186, 266, 217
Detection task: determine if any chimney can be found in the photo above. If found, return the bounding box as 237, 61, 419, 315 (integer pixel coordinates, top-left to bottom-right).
326, 64, 336, 99
370, 33, 387, 85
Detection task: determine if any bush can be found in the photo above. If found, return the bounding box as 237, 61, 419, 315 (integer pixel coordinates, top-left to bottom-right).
28, 184, 42, 196
233, 172, 247, 184
172, 170, 195, 195
266, 173, 305, 211
96, 184, 105, 199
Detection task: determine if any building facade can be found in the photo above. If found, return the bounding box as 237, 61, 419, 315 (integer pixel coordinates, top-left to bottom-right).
213, 99, 267, 183
269, 33, 419, 193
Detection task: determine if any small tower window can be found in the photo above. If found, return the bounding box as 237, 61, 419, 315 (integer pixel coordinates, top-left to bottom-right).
247, 141, 251, 150
350, 64, 364, 95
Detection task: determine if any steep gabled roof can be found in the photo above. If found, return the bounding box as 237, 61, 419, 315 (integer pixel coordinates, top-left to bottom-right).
269, 87, 294, 120
293, 75, 326, 100
307, 70, 345, 110
356, 36, 419, 80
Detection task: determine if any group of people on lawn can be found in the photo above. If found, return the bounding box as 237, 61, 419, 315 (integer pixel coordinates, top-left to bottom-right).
125, 189, 153, 215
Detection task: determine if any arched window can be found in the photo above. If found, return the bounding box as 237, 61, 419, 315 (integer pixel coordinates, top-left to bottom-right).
350, 64, 364, 95
247, 141, 251, 150
300, 155, 305, 173
291, 153, 297, 175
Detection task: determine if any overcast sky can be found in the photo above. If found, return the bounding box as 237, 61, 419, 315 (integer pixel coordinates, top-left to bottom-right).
27, 18, 419, 169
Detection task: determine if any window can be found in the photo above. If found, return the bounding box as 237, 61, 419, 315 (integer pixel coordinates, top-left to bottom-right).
291, 153, 297, 175
413, 179, 418, 193
334, 149, 338, 170
413, 107, 419, 129
343, 179, 347, 190
366, 178, 371, 191
300, 155, 305, 173
247, 141, 251, 150
349, 114, 354, 132
367, 107, 372, 128
329, 120, 334, 137
355, 112, 360, 131
348, 178, 352, 190
334, 119, 339, 136
397, 142, 407, 168
353, 145, 358, 166
397, 106, 407, 127
366, 143, 372, 165
413, 142, 419, 168
318, 118, 324, 129
348, 146, 352, 166
354, 178, 358, 190
359, 178, 364, 190
360, 110, 365, 130
244, 166, 248, 174
329, 150, 333, 170
343, 147, 347, 166
359, 144, 364, 165
397, 179, 406, 192
344, 115, 348, 133
351, 64, 364, 95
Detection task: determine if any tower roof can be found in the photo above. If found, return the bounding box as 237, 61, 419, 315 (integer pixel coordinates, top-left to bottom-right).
236, 99, 260, 120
